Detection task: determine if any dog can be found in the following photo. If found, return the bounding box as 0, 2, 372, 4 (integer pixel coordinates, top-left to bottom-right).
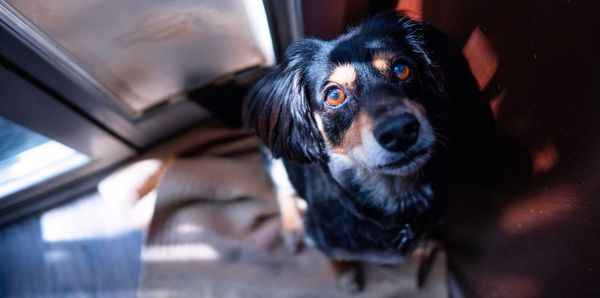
243, 12, 499, 291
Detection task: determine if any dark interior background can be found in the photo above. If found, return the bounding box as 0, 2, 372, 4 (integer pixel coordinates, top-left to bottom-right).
300, 0, 600, 297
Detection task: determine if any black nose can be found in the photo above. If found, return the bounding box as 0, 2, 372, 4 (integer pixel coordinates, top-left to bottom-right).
374, 114, 420, 152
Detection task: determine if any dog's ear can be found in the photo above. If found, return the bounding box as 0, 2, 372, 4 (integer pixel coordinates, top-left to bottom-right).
243, 39, 326, 163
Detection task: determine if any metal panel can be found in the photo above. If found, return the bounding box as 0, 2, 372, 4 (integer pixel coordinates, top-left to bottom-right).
0, 0, 278, 148
2, 0, 275, 116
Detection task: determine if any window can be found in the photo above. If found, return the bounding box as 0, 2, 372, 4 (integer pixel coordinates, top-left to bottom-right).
0, 117, 90, 198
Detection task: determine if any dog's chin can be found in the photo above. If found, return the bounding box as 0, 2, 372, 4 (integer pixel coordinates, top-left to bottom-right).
375, 149, 432, 176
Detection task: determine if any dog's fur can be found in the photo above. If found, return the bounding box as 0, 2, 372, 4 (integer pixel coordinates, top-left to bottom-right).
243, 12, 498, 288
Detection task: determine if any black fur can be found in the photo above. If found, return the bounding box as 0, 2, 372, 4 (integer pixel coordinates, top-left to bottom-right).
243, 12, 498, 262
242, 39, 327, 163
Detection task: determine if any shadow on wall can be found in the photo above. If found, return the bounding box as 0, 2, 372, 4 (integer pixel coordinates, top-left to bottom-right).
395, 0, 600, 297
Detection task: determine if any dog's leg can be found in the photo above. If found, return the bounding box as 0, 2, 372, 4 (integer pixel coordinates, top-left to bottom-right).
268, 158, 305, 253
330, 260, 364, 293
416, 240, 442, 288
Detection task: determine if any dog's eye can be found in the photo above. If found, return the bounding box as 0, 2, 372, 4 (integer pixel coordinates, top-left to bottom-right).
325, 88, 347, 107
393, 64, 411, 80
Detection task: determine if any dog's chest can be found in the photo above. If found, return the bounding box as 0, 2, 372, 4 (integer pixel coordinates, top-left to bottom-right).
286, 162, 437, 261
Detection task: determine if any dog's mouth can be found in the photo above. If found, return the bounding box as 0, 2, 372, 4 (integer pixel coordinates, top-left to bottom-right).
377, 148, 432, 175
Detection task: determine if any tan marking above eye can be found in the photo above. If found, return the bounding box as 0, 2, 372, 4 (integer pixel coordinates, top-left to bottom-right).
372, 52, 395, 73
328, 64, 356, 87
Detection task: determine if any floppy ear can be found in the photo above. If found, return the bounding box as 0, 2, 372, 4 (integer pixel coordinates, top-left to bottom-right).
243, 39, 326, 163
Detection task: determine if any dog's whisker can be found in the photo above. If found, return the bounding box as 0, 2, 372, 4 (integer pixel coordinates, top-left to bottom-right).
433, 132, 455, 151
434, 138, 449, 150
432, 127, 456, 132
435, 133, 454, 145
430, 111, 449, 121
410, 169, 422, 190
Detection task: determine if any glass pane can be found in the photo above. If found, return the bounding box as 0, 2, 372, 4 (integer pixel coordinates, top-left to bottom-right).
0, 117, 90, 198
6, 0, 275, 115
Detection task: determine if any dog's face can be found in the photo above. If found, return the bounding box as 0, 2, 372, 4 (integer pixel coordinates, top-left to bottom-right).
308, 27, 445, 177
244, 13, 448, 177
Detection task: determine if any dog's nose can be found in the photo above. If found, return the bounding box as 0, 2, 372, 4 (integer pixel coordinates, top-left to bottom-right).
374, 114, 420, 152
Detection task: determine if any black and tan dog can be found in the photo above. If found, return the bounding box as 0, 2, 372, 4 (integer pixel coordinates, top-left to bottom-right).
243, 12, 499, 291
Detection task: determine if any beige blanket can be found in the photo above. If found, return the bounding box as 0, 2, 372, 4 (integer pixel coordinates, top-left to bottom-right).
100, 120, 449, 298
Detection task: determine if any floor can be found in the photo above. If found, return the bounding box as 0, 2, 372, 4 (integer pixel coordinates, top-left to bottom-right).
0, 192, 142, 298
0, 121, 216, 298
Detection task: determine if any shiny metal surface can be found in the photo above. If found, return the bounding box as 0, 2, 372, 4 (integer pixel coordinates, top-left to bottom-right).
6, 0, 274, 115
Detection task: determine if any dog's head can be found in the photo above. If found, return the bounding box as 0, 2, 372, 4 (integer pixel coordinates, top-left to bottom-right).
244, 13, 450, 177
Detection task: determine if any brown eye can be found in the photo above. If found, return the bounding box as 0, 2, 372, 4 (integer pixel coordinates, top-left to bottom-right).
393, 63, 411, 80
325, 88, 346, 107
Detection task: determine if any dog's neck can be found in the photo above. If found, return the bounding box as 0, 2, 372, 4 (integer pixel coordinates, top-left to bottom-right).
327, 154, 434, 215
